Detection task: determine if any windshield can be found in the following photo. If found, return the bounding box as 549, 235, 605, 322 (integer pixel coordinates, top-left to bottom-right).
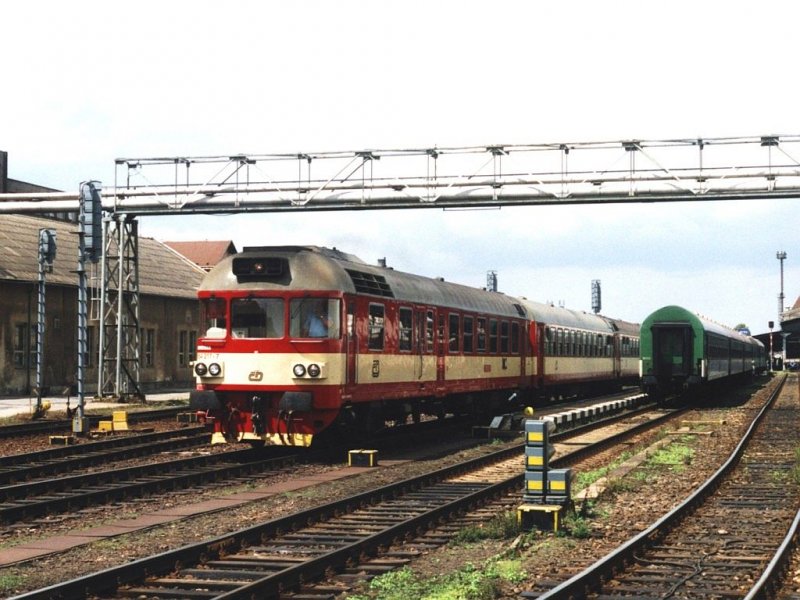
230, 298, 285, 338
290, 298, 341, 339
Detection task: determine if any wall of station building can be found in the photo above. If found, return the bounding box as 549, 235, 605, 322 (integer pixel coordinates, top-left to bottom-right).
0, 280, 201, 395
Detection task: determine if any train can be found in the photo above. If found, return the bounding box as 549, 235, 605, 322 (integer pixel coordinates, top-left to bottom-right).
639, 305, 767, 398
189, 245, 640, 447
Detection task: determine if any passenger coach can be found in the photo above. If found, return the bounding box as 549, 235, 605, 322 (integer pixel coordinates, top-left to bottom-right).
639, 305, 766, 398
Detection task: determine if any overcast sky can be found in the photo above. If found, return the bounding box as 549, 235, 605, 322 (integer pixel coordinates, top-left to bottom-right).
2, 1, 798, 334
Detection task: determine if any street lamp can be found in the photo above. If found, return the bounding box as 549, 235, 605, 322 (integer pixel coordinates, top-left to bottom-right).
777, 251, 787, 315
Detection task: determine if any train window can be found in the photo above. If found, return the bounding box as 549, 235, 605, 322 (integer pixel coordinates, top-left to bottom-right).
464, 316, 474, 352
232, 298, 285, 339
290, 298, 341, 339
201, 297, 228, 338
489, 319, 498, 353
368, 304, 385, 350
500, 321, 509, 353
449, 313, 461, 352
511, 322, 520, 354
399, 308, 413, 352
477, 317, 487, 352
545, 326, 553, 355
426, 310, 434, 352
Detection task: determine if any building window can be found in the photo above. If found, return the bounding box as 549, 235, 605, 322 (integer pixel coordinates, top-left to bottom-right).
399, 307, 412, 352
141, 328, 155, 367
179, 331, 187, 367
368, 304, 385, 350
13, 323, 28, 368
189, 330, 197, 363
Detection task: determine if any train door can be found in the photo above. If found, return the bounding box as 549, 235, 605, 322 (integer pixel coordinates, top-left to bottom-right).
345, 300, 357, 386
534, 322, 546, 389
415, 308, 428, 381
653, 325, 693, 381
614, 334, 622, 379
436, 310, 446, 388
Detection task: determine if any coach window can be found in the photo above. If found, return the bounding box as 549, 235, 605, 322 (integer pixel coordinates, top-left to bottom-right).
448, 313, 461, 352
477, 317, 487, 352
368, 304, 385, 350
464, 316, 474, 352
511, 322, 520, 354
500, 321, 510, 353
489, 319, 499, 353
425, 310, 434, 352
545, 327, 553, 355
399, 307, 413, 351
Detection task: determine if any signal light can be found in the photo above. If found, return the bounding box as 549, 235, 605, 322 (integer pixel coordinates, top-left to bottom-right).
293, 364, 306, 377
307, 363, 321, 378
208, 363, 222, 377
195, 363, 208, 376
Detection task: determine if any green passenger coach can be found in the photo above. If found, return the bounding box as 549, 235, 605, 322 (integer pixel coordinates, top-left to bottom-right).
640, 305, 766, 398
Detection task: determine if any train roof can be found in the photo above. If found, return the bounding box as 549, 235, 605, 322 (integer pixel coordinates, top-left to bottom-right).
642, 305, 763, 347
200, 245, 526, 318
516, 298, 616, 333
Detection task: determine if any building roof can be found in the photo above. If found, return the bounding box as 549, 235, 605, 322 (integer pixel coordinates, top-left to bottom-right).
0, 214, 206, 299
163, 240, 237, 271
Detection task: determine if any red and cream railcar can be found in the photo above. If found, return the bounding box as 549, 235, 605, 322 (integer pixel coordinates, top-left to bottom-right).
519, 301, 640, 399
190, 246, 533, 446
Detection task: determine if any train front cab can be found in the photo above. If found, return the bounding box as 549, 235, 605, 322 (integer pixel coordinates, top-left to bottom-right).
643, 323, 701, 397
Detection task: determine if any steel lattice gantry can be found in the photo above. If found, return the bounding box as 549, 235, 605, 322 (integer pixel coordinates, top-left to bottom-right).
98, 216, 142, 399
2, 134, 800, 399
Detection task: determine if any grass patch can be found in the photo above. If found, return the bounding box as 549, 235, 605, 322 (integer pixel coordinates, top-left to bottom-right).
792, 447, 800, 485
646, 440, 694, 471
0, 574, 25, 593
348, 557, 527, 600
452, 511, 519, 544
573, 449, 634, 491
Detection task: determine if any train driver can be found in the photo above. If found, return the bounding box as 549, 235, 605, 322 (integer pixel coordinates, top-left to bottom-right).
303, 301, 330, 337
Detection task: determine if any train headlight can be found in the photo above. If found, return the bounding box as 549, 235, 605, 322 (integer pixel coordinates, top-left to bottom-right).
194, 363, 208, 377
208, 362, 222, 377
307, 363, 321, 378
293, 364, 306, 378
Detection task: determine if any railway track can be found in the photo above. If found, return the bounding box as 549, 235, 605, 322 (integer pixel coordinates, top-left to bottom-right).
7, 398, 675, 599
0, 446, 298, 526
532, 373, 800, 599
0, 426, 209, 484
0, 406, 188, 438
